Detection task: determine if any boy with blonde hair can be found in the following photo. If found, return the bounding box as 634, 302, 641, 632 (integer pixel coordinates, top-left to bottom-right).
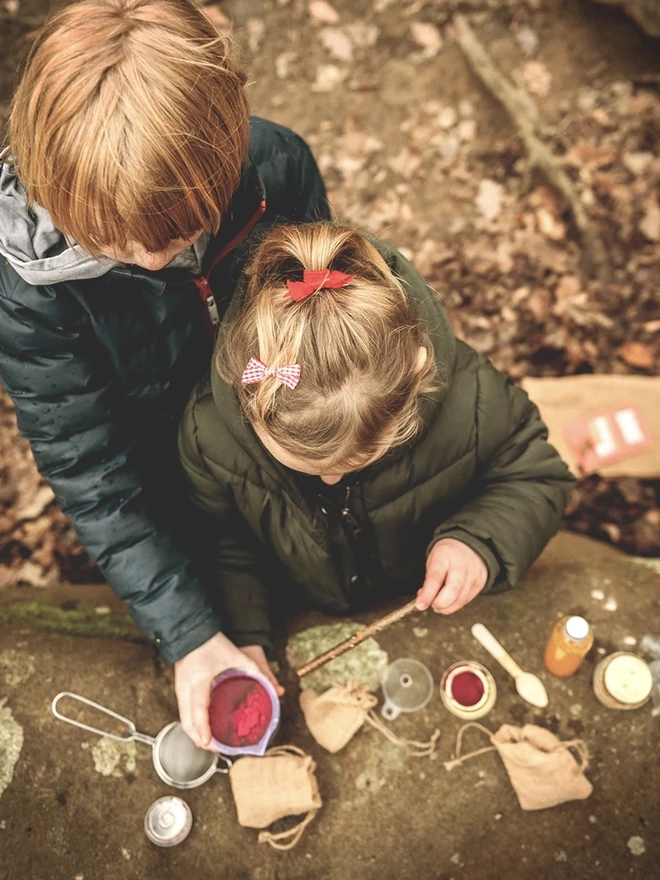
0, 0, 329, 733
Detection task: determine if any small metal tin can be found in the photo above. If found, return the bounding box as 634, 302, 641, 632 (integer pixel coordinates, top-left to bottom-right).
440, 661, 497, 720
593, 652, 653, 710
145, 796, 193, 847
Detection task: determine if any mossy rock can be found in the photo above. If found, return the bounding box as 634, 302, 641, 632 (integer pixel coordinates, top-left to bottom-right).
286, 621, 388, 692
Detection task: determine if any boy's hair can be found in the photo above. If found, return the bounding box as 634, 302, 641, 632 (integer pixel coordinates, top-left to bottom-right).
220, 223, 440, 470
8, 0, 250, 255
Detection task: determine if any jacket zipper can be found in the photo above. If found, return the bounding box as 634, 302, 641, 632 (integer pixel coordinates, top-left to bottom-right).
338, 484, 381, 590
193, 198, 267, 334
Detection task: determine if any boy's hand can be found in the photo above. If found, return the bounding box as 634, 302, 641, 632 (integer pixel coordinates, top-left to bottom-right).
174, 631, 261, 750
241, 645, 285, 697
416, 538, 488, 615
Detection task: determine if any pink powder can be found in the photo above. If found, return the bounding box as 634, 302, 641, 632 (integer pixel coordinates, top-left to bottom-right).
209, 676, 272, 747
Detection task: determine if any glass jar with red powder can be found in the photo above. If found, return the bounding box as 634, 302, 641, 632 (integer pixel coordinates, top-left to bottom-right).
440, 661, 497, 719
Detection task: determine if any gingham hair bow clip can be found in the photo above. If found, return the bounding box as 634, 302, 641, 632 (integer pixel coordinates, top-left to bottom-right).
241, 357, 301, 391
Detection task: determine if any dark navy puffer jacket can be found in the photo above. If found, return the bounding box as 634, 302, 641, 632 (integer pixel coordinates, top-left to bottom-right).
0, 117, 330, 662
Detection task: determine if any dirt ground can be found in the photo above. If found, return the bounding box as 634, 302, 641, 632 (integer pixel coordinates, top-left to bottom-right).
1, 4, 659, 575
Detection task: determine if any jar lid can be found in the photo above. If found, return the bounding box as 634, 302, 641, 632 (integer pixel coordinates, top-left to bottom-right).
565, 616, 590, 641
144, 797, 193, 847
603, 654, 653, 705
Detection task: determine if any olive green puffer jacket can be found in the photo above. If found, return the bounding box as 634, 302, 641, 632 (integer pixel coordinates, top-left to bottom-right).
178, 240, 575, 649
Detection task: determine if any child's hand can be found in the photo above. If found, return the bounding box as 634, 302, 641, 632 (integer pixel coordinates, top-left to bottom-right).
416, 538, 488, 615
241, 645, 285, 697
174, 631, 261, 750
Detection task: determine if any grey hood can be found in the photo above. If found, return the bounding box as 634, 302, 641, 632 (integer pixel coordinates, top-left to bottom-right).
0, 160, 208, 285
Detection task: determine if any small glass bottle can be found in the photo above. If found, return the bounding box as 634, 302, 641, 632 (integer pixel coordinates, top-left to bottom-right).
544, 615, 594, 677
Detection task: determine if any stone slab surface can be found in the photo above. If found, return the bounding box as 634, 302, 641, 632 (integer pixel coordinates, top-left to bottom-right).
0, 532, 659, 880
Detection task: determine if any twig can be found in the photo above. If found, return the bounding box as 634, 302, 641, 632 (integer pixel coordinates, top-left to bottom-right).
453, 14, 611, 283
296, 599, 419, 679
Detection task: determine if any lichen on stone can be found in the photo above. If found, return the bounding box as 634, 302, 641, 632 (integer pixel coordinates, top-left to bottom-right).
0, 698, 24, 799
0, 649, 36, 688
286, 621, 388, 691
630, 557, 660, 576
91, 737, 138, 778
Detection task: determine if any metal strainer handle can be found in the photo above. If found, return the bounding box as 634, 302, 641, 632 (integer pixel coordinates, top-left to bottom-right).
51, 691, 154, 746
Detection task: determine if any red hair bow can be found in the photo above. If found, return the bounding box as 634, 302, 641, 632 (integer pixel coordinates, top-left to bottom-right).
285, 268, 354, 302
241, 357, 301, 391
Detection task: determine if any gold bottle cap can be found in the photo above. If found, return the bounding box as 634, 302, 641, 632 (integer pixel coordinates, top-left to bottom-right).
603, 653, 652, 705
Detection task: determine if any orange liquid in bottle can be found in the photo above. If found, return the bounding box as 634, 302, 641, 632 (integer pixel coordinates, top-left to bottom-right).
544, 615, 593, 677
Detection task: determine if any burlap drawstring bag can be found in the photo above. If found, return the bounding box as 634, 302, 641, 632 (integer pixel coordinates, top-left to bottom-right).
300, 681, 440, 756
444, 722, 593, 810
229, 745, 321, 850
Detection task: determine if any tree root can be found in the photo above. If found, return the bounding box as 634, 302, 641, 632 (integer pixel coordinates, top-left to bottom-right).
454, 14, 612, 283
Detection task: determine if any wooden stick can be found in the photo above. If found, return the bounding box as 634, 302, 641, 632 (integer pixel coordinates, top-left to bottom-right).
453, 14, 611, 283
296, 599, 419, 679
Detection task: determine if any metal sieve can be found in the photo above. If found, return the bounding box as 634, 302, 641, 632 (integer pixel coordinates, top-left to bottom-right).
52, 691, 231, 789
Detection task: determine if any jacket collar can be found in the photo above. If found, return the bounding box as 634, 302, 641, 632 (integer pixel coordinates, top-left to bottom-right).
107, 153, 266, 295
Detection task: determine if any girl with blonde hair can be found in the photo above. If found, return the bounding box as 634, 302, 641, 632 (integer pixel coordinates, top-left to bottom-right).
179, 222, 574, 749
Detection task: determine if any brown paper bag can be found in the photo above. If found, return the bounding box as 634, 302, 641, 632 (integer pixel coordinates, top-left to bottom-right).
300, 681, 440, 756
229, 745, 321, 850
445, 722, 593, 811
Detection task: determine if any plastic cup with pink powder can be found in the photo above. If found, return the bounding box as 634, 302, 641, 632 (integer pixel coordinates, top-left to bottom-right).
208, 669, 281, 757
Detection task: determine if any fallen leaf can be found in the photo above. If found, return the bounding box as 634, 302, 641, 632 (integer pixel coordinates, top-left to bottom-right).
309, 0, 340, 24
246, 18, 265, 54
439, 134, 460, 162
522, 61, 552, 97
319, 27, 353, 62
202, 4, 232, 31
639, 200, 660, 242
555, 275, 581, 301
15, 484, 55, 521
616, 342, 655, 370
275, 51, 297, 80
438, 106, 457, 130
414, 239, 455, 276
311, 64, 345, 92
513, 25, 539, 57
475, 179, 504, 223
527, 287, 553, 322
345, 21, 379, 48
410, 21, 443, 55
458, 99, 474, 118
14, 560, 54, 588
388, 148, 422, 179
537, 208, 566, 242
622, 152, 654, 176
457, 119, 476, 141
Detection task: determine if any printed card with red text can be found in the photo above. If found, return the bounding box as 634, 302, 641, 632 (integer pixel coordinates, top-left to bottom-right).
563, 403, 654, 473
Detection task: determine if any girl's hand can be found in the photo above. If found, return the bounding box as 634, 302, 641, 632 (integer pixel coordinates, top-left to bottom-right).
416, 538, 488, 615
174, 631, 261, 750
241, 645, 285, 697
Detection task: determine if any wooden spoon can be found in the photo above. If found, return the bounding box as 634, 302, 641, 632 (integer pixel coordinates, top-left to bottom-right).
471, 623, 549, 709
